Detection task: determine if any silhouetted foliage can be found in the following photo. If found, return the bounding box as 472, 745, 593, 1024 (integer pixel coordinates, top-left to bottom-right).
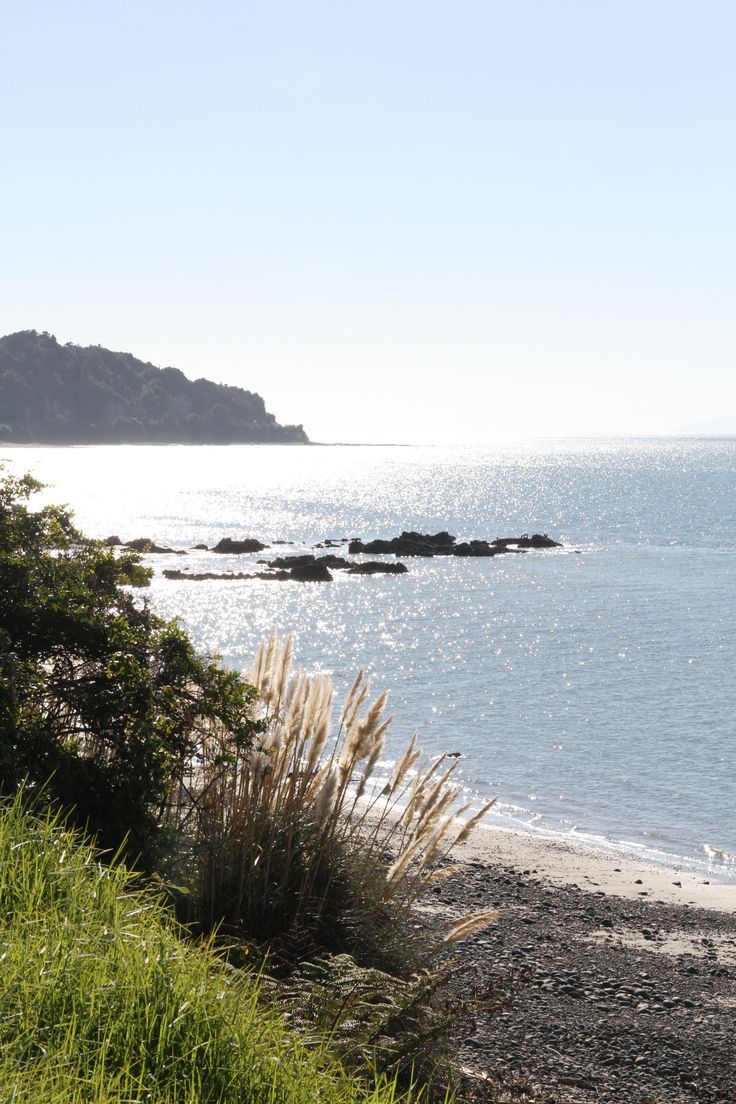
0, 472, 262, 867
0, 330, 308, 443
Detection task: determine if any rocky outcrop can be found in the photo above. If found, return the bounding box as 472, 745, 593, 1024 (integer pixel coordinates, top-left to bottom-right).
124, 537, 186, 555
347, 561, 408, 575
494, 533, 561, 549
267, 554, 321, 570
349, 531, 562, 557
289, 562, 333, 582
155, 527, 563, 583
452, 540, 507, 557
163, 569, 261, 581
163, 564, 332, 582
163, 556, 408, 583
211, 537, 266, 554
267, 554, 351, 571
349, 531, 457, 557
266, 553, 408, 575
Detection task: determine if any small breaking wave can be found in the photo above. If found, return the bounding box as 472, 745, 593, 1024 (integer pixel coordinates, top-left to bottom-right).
703, 843, 736, 867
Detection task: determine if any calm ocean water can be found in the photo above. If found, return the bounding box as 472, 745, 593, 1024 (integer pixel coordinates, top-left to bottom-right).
6, 438, 736, 880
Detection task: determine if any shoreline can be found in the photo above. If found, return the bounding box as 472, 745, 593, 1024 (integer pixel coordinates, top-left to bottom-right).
428, 817, 736, 1102
459, 822, 736, 912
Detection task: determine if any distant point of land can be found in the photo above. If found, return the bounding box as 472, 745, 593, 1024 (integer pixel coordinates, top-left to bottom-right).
0, 330, 308, 445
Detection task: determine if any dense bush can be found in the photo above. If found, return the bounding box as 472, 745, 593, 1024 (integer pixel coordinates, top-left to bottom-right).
0, 471, 261, 867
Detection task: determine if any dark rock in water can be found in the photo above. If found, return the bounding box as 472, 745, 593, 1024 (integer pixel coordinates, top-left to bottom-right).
289, 562, 333, 582
492, 533, 561, 549
349, 537, 396, 555
347, 561, 408, 575
453, 540, 507, 557
269, 553, 352, 571
319, 555, 352, 570
349, 530, 457, 557
211, 537, 266, 554
164, 565, 334, 582
268, 554, 317, 569
164, 569, 255, 581
524, 533, 561, 548
272, 539, 294, 545
124, 537, 186, 555
104, 535, 122, 546
410, 530, 454, 548
349, 530, 562, 558
191, 543, 209, 550
315, 538, 348, 548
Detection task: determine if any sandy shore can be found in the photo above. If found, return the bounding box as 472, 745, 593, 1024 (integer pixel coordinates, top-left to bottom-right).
457, 823, 736, 912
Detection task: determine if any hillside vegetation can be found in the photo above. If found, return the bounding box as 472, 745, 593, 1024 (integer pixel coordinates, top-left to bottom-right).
0, 470, 498, 1100
0, 330, 308, 443
0, 795, 412, 1104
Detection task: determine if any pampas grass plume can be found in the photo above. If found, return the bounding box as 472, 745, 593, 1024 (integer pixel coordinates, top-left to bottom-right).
443, 909, 505, 944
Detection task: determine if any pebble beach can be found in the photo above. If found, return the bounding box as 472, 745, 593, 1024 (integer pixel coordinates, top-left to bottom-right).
435, 827, 736, 1102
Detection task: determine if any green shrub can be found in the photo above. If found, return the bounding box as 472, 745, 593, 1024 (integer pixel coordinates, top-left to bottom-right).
0, 471, 261, 868
0, 470, 500, 988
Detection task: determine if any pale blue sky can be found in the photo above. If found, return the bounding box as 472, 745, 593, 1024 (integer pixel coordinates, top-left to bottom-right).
2, 1, 735, 440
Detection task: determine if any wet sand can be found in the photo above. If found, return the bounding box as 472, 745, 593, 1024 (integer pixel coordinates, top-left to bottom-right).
458, 824, 736, 911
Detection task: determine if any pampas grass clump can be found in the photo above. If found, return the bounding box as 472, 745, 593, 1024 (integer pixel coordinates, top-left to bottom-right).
172, 634, 496, 970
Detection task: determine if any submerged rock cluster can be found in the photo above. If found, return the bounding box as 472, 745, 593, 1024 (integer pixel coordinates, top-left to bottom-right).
348, 530, 561, 557
108, 529, 564, 583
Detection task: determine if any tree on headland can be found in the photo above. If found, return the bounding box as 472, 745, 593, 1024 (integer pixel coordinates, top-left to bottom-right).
0, 329, 309, 444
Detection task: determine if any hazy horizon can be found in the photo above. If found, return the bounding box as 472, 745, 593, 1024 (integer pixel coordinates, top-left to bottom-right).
3, 2, 735, 441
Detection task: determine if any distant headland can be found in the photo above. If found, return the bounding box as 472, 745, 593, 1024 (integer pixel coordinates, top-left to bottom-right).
0, 330, 309, 444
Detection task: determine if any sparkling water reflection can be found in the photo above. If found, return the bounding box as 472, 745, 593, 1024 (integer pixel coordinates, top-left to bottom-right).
7, 438, 736, 878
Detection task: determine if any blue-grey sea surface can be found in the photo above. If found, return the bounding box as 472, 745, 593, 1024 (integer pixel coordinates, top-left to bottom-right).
7, 438, 736, 880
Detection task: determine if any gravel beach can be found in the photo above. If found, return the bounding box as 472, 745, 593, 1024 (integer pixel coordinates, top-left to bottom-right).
430, 828, 736, 1103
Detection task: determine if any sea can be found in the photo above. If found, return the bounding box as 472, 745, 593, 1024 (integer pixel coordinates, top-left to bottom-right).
5, 437, 736, 882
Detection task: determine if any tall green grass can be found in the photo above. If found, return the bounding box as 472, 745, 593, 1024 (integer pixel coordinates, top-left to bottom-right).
0, 795, 420, 1104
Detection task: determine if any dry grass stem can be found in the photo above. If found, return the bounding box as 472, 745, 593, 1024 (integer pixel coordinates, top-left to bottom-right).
443, 909, 505, 944
171, 633, 498, 951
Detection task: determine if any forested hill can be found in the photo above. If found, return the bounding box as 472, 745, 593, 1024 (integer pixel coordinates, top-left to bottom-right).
0, 330, 309, 444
